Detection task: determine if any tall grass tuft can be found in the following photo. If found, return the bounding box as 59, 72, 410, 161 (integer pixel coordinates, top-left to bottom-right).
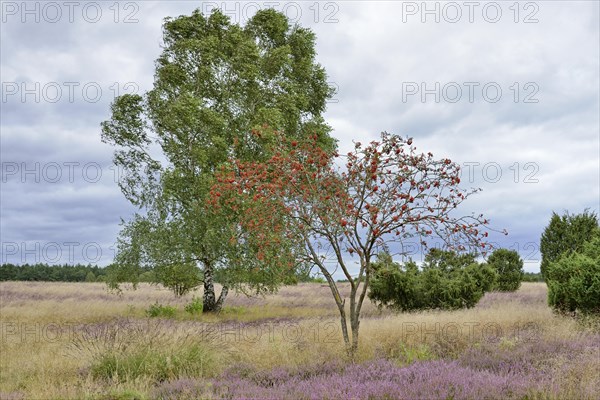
91, 343, 214, 382
67, 318, 220, 383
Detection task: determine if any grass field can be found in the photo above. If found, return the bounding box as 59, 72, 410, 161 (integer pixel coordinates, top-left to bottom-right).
0, 282, 598, 399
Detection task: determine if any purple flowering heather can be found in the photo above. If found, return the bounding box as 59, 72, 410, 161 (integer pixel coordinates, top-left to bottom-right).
154, 359, 538, 399
153, 332, 600, 400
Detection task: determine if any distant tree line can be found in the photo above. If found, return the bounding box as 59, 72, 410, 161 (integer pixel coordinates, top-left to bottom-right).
0, 263, 109, 282
522, 272, 544, 282
0, 262, 323, 285
0, 260, 545, 286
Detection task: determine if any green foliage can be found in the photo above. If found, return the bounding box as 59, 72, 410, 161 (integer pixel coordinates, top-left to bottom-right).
85, 271, 97, 282
369, 253, 422, 311
486, 249, 524, 291
463, 261, 497, 294
101, 8, 335, 309
105, 215, 202, 296
138, 270, 156, 283
286, 263, 328, 284
90, 344, 213, 383
155, 264, 202, 297
145, 303, 177, 318
369, 250, 497, 311
184, 296, 204, 315
281, 273, 299, 285
540, 210, 599, 277
546, 233, 600, 314
288, 264, 327, 283
0, 263, 108, 282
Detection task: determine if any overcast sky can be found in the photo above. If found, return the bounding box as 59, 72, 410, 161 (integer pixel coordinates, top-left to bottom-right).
1, 1, 599, 274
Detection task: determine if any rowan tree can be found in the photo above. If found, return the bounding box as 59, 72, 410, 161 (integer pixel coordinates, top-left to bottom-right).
211, 131, 503, 355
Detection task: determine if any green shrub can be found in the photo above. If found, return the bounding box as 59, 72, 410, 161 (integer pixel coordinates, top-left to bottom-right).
369, 250, 496, 311
368, 254, 421, 311
486, 249, 523, 291
546, 234, 600, 314
145, 302, 177, 318
184, 296, 203, 315
395, 343, 434, 365
540, 210, 599, 277
85, 271, 97, 282
464, 262, 497, 293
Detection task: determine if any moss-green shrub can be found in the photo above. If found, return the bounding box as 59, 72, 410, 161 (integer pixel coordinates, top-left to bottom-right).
540, 210, 599, 277
369, 250, 497, 311
546, 234, 600, 314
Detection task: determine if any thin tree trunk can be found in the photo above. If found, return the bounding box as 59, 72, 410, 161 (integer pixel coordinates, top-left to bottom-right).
202, 260, 217, 312
339, 309, 350, 349
215, 285, 229, 312
303, 235, 353, 354
326, 281, 350, 351
350, 272, 369, 357
350, 311, 360, 357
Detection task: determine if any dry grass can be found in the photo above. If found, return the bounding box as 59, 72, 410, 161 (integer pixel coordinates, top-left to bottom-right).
0, 282, 597, 399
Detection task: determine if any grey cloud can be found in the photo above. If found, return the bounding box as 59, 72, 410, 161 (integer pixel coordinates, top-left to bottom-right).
1, 1, 598, 270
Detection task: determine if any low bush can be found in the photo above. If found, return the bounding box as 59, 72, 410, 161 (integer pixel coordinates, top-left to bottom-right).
393, 343, 434, 365
486, 249, 524, 292
184, 296, 203, 315
369, 250, 497, 311
546, 234, 600, 314
540, 210, 598, 277
146, 303, 177, 318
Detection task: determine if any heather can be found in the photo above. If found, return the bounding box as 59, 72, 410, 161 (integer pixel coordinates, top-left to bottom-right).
154, 336, 600, 400
154, 359, 539, 400
151, 329, 600, 400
